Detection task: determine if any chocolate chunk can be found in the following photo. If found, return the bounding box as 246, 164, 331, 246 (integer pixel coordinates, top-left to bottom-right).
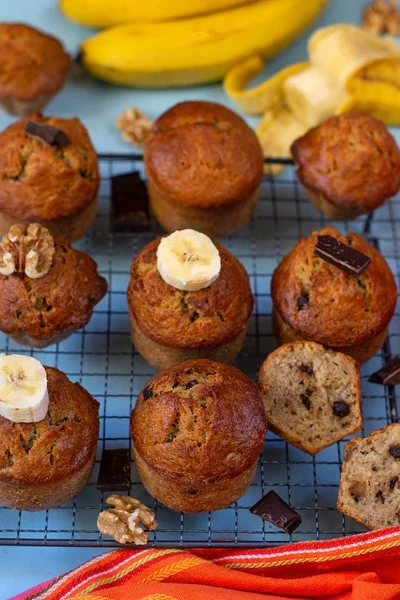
96, 448, 131, 492
375, 490, 385, 504
315, 235, 371, 276
250, 490, 302, 533
111, 171, 151, 233
301, 394, 311, 410
143, 386, 153, 400
369, 357, 400, 386
296, 294, 309, 310
332, 401, 350, 418
25, 120, 70, 148
390, 476, 398, 491
299, 364, 313, 375
186, 488, 199, 496
184, 379, 198, 390
389, 445, 400, 459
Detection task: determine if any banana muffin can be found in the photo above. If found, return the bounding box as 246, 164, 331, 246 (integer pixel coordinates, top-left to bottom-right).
258, 341, 362, 455
0, 112, 99, 241
0, 364, 99, 511
144, 101, 264, 237
338, 424, 400, 530
127, 233, 254, 370
0, 223, 107, 348
271, 226, 397, 364
131, 359, 267, 512
0, 23, 71, 116
291, 111, 400, 220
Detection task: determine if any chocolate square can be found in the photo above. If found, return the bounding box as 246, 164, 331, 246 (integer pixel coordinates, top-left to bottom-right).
25, 121, 70, 148
250, 491, 302, 533
315, 235, 371, 276
96, 448, 131, 492
111, 171, 151, 233
369, 356, 400, 386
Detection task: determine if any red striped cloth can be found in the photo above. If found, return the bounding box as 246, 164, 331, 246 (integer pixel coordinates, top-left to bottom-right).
12, 526, 400, 600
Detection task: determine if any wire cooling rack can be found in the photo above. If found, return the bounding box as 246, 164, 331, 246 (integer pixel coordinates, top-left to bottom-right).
0, 155, 399, 548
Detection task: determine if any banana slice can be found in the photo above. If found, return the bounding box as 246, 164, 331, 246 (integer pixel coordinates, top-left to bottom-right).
0, 354, 49, 423
157, 230, 221, 292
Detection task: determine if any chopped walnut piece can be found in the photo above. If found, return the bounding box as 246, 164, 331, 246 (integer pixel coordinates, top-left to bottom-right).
362, 0, 400, 35
117, 108, 154, 148
97, 494, 157, 545
0, 223, 55, 279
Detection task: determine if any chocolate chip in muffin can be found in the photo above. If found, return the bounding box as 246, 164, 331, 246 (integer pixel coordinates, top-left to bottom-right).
301, 394, 311, 410
376, 490, 385, 504
143, 386, 153, 400
299, 364, 313, 375
333, 401, 350, 418
389, 445, 400, 459
390, 476, 398, 491
25, 120, 70, 148
186, 488, 199, 496
296, 294, 309, 310
184, 379, 198, 390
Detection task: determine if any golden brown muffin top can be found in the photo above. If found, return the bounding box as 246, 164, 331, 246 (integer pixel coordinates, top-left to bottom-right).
127, 238, 254, 349
0, 23, 71, 102
291, 111, 400, 210
0, 236, 107, 341
131, 360, 267, 483
0, 113, 99, 221
272, 226, 397, 347
0, 367, 99, 486
144, 101, 264, 208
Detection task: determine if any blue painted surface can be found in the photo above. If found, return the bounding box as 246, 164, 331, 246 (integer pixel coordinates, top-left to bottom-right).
0, 0, 395, 597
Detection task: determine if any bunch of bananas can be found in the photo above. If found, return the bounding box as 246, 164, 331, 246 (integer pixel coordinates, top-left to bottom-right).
224, 24, 400, 173
60, 0, 329, 87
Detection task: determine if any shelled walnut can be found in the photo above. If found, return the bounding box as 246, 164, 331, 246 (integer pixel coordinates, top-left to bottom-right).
0, 223, 55, 279
362, 0, 400, 35
97, 494, 157, 545
117, 107, 154, 148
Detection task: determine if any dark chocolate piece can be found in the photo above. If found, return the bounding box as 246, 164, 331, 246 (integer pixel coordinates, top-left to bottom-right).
25, 120, 70, 148
97, 448, 131, 492
296, 294, 309, 310
250, 490, 302, 533
389, 446, 400, 459
315, 235, 371, 276
369, 357, 400, 386
111, 171, 151, 233
390, 476, 398, 491
332, 401, 350, 418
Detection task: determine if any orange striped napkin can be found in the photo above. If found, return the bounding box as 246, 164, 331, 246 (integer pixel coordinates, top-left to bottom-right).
13, 526, 400, 600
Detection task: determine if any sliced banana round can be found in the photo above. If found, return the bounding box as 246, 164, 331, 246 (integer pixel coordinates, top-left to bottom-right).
156, 230, 221, 292
0, 354, 49, 423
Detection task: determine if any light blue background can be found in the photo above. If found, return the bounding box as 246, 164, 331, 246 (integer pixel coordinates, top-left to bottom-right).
0, 0, 396, 598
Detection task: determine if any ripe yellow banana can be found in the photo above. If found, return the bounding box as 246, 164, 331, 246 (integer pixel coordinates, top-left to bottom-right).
80, 0, 329, 87
60, 0, 255, 27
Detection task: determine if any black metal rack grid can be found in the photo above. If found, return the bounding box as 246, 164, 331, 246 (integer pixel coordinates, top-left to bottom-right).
0, 154, 398, 548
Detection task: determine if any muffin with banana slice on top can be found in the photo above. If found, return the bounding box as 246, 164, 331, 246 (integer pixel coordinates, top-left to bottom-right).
127, 229, 254, 370
0, 354, 99, 511
0, 222, 107, 348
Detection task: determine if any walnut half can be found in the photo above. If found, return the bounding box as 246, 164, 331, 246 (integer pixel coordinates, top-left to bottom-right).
362, 0, 400, 35
0, 224, 55, 279
117, 108, 154, 148
97, 494, 157, 545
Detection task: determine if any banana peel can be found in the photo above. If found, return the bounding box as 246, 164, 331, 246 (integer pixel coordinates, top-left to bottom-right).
224, 24, 400, 174
223, 56, 309, 115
